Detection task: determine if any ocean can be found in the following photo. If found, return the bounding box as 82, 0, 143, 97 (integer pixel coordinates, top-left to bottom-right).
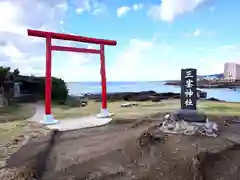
67, 81, 240, 102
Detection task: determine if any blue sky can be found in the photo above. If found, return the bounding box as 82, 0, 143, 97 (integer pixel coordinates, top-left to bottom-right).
1, 0, 240, 81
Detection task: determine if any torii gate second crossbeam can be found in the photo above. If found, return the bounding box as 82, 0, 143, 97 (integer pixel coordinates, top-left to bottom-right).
27, 29, 117, 124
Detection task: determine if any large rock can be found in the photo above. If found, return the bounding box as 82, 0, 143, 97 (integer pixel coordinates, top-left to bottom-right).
86, 91, 182, 102
151, 96, 162, 102
206, 97, 224, 102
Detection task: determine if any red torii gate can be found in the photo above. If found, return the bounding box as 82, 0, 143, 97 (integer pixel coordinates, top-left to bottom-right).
27, 29, 117, 124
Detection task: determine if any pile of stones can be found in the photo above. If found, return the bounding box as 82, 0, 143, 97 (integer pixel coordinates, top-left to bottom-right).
160, 109, 219, 137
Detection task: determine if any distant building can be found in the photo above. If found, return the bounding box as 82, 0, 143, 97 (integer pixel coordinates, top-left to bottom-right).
197, 73, 224, 81
224, 62, 240, 81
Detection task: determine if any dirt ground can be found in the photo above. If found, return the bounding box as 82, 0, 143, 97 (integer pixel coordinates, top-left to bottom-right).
2, 115, 240, 180
0, 121, 50, 170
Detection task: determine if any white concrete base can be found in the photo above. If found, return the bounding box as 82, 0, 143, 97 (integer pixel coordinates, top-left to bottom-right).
40, 114, 59, 125
97, 108, 113, 118
46, 116, 112, 131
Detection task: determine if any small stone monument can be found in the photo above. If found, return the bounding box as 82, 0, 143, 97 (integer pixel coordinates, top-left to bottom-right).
181, 68, 197, 110
175, 68, 206, 123
13, 82, 20, 98
159, 68, 219, 137
0, 86, 3, 108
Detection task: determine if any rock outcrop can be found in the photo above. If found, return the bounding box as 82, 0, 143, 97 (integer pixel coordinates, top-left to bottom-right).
84, 90, 206, 102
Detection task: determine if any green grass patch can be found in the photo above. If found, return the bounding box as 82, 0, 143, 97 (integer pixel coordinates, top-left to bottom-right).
52, 100, 180, 120
0, 103, 21, 114
0, 121, 27, 143
198, 101, 240, 116
0, 103, 36, 123
52, 100, 240, 120
0, 103, 36, 144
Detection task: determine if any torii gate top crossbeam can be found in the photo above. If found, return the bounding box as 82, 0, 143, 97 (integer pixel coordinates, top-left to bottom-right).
27, 29, 117, 46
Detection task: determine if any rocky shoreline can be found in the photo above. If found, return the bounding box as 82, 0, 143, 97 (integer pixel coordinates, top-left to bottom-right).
165, 80, 240, 89
82, 90, 208, 102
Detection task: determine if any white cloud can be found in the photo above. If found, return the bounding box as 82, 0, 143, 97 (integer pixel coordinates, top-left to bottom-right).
117, 6, 131, 18
193, 29, 201, 36
132, 3, 143, 11
0, 0, 228, 83
219, 45, 239, 51
107, 38, 178, 81
0, 0, 179, 82
0, 0, 67, 35
74, 0, 106, 15
52, 52, 98, 82
197, 57, 224, 75
92, 7, 105, 16
0, 0, 95, 79
105, 37, 240, 81
117, 3, 143, 18
76, 8, 84, 14
209, 45, 240, 53
148, 0, 208, 22
183, 29, 215, 37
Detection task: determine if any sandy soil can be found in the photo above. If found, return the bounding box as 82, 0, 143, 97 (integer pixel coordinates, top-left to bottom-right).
2, 115, 240, 180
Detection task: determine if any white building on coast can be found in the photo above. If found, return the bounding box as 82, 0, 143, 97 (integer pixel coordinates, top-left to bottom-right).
224, 62, 240, 81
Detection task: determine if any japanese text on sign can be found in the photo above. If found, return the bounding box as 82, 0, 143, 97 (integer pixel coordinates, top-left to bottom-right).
185, 72, 194, 106
181, 68, 197, 110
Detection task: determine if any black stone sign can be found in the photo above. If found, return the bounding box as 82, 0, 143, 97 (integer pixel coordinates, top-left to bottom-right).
181, 68, 197, 110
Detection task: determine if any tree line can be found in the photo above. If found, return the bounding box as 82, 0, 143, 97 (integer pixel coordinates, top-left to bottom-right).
0, 66, 68, 107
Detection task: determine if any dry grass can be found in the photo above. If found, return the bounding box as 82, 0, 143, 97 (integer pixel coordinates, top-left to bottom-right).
0, 121, 49, 168
0, 99, 239, 137
52, 100, 240, 120
198, 101, 240, 116
0, 103, 48, 167
52, 100, 175, 120
0, 121, 27, 142
0, 121, 27, 167
0, 104, 36, 123
0, 103, 36, 146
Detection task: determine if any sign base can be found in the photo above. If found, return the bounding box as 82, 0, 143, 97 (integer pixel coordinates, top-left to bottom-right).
171, 109, 207, 123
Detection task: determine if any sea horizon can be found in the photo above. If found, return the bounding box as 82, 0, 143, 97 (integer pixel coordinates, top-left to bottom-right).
67, 81, 240, 102
66, 80, 168, 83
65, 73, 224, 84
